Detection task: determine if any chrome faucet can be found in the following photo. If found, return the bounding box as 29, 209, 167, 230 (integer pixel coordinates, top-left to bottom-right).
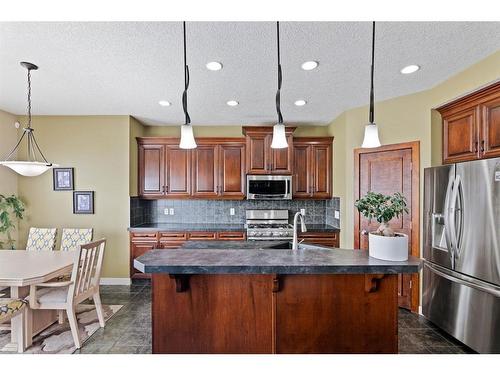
292, 211, 307, 250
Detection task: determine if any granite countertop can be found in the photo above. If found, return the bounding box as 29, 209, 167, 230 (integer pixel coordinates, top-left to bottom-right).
134, 240, 421, 275
128, 223, 340, 233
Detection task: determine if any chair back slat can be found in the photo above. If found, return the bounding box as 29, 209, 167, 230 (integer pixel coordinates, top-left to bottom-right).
68, 239, 106, 300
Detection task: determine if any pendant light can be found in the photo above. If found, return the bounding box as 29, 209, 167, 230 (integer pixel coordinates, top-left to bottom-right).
270, 21, 288, 149
179, 21, 197, 149
361, 22, 382, 148
0, 62, 58, 176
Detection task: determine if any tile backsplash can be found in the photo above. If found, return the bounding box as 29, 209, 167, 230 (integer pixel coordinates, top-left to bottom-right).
131, 197, 340, 228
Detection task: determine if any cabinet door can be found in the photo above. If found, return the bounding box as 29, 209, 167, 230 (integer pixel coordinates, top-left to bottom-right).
165, 145, 191, 198
443, 107, 480, 163
219, 143, 246, 199
139, 144, 165, 197
293, 144, 312, 198
311, 144, 332, 199
269, 134, 293, 174
192, 145, 219, 198
131, 240, 157, 279
481, 97, 500, 158
246, 133, 269, 174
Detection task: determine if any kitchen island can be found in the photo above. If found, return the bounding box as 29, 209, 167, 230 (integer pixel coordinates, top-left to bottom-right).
134, 241, 421, 354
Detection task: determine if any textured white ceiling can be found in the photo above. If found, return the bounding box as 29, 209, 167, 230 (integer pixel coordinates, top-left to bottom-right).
0, 22, 499, 126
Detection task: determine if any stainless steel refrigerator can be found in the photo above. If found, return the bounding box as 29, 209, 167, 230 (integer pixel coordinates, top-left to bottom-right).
423, 157, 500, 353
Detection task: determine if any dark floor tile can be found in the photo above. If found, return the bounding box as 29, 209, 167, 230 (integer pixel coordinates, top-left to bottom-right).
404, 328, 455, 348
426, 346, 470, 354
108, 345, 152, 354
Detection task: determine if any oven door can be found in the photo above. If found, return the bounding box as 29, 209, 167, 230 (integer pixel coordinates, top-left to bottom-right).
246, 175, 292, 200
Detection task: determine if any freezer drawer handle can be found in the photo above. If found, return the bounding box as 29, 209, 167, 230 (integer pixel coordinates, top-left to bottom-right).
425, 262, 500, 298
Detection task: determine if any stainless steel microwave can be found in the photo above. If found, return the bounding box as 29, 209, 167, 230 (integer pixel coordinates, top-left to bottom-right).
246, 175, 292, 200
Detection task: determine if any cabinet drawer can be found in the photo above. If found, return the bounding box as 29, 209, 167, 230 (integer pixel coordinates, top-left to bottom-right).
299, 232, 337, 240
188, 232, 217, 240
131, 232, 158, 241
159, 232, 187, 241
159, 241, 186, 249
217, 231, 246, 241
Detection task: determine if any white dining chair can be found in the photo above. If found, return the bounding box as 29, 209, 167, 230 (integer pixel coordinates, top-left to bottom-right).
28, 239, 106, 349
60, 228, 93, 252
0, 298, 27, 353
26, 227, 57, 251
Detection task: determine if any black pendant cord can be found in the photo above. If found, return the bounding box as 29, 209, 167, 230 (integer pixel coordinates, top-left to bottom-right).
275, 21, 283, 125
369, 21, 375, 124
182, 21, 191, 125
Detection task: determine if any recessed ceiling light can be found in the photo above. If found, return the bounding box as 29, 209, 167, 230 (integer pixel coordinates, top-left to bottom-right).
206, 61, 223, 71
158, 100, 171, 107
400, 65, 420, 74
226, 100, 239, 106
294, 100, 307, 106
301, 61, 319, 71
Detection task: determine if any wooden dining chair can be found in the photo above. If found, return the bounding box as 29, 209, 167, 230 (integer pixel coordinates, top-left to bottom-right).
60, 228, 93, 252
26, 227, 57, 251
0, 298, 27, 353
28, 239, 106, 349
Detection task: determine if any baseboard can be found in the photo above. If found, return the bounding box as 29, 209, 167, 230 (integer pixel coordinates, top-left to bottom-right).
100, 278, 131, 285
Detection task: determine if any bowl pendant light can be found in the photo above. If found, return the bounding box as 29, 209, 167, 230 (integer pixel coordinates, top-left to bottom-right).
179, 21, 197, 149
361, 22, 381, 149
0, 62, 59, 176
271, 21, 288, 149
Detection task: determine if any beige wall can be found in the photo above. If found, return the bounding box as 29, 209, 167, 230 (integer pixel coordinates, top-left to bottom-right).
16, 116, 131, 278
328, 50, 500, 251
129, 117, 145, 197
0, 109, 20, 247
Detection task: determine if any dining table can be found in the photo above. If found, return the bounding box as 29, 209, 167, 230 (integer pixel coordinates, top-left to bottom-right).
0, 249, 75, 352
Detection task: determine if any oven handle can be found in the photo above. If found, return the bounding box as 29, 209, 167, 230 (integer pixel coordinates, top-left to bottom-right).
425, 262, 500, 298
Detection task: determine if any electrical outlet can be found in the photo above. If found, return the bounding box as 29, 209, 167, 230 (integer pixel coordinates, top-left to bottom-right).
300, 208, 306, 216
169, 208, 174, 215
334, 210, 340, 220
163, 208, 169, 215
230, 208, 235, 216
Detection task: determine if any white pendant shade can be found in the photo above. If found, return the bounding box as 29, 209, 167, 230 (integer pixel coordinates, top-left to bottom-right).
179, 125, 197, 149
361, 123, 381, 148
270, 123, 288, 149
0, 161, 58, 177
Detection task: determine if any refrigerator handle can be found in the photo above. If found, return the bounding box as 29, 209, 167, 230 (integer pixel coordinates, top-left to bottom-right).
425, 262, 500, 298
443, 176, 455, 267
449, 175, 462, 263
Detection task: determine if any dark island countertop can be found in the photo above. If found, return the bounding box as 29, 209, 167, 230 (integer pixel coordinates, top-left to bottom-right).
134, 240, 421, 275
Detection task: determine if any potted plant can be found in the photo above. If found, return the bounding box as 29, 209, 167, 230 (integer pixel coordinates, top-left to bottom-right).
0, 194, 25, 250
355, 191, 409, 261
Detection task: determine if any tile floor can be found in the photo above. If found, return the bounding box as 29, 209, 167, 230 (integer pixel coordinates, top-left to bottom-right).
76, 280, 475, 354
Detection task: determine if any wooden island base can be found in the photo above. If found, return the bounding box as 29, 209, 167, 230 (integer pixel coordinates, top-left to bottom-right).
152, 273, 398, 354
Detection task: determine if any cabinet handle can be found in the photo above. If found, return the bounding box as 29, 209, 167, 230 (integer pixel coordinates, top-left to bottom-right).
480, 140, 485, 153
474, 141, 478, 153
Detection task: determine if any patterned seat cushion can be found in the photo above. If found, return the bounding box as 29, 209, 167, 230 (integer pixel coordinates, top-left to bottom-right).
60, 228, 93, 252
26, 228, 57, 251
0, 298, 27, 322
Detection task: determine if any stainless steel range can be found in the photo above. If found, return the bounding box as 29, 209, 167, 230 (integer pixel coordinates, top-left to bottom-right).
245, 209, 293, 241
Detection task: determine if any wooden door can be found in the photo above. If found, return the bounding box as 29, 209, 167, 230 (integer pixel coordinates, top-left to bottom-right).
191, 145, 219, 198
354, 141, 420, 311
481, 97, 500, 158
165, 145, 191, 198
269, 134, 293, 174
246, 133, 269, 174
442, 107, 480, 163
219, 143, 246, 199
293, 143, 312, 198
311, 144, 332, 198
138, 144, 165, 197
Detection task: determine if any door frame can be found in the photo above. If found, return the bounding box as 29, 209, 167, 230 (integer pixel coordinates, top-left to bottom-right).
353, 141, 420, 313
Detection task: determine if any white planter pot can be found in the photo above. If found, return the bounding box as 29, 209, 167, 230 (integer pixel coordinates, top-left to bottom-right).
368, 232, 408, 261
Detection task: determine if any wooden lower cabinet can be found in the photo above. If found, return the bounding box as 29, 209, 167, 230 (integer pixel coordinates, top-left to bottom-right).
130, 232, 158, 279
299, 232, 339, 248
152, 273, 398, 353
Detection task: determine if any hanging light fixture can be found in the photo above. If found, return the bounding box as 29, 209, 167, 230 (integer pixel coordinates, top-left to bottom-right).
361, 22, 382, 148
270, 21, 288, 149
179, 21, 197, 149
0, 62, 58, 176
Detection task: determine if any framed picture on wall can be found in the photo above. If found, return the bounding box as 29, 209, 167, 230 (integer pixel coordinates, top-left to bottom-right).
53, 168, 74, 191
73, 191, 94, 214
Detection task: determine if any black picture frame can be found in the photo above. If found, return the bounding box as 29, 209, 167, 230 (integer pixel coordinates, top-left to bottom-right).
53, 168, 74, 191
73, 191, 94, 214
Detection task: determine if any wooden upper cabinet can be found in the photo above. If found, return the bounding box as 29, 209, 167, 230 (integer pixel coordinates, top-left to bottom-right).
138, 144, 165, 198
219, 142, 246, 199
293, 138, 333, 199
481, 97, 500, 158
191, 145, 219, 198
165, 145, 191, 198
439, 81, 500, 164
243, 127, 295, 175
